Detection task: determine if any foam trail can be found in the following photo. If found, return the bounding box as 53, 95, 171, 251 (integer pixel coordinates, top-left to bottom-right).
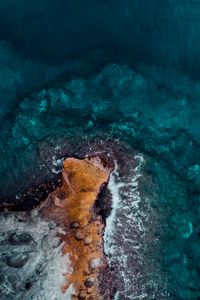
104, 154, 144, 249
0, 210, 74, 300
104, 154, 167, 299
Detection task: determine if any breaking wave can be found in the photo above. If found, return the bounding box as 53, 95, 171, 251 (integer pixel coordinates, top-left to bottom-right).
104, 154, 169, 299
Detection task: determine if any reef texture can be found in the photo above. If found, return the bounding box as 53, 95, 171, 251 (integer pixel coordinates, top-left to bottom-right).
40, 155, 114, 299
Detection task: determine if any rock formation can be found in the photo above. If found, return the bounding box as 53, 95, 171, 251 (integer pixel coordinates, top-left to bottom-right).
40, 155, 114, 299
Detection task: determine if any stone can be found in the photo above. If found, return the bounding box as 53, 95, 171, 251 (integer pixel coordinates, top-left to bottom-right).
8, 232, 33, 245
83, 270, 90, 276
84, 236, 93, 245
89, 258, 102, 270
78, 291, 87, 299
58, 191, 66, 200
75, 231, 85, 241
7, 253, 29, 268
70, 221, 80, 229
84, 277, 95, 288
87, 295, 95, 300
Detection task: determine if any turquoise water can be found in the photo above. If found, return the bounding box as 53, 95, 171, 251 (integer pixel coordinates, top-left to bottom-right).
0, 2, 200, 299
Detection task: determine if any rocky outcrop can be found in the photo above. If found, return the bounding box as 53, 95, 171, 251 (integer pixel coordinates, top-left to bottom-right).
40, 155, 114, 299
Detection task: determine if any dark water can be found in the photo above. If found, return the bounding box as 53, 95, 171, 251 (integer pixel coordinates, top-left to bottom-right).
0, 1, 200, 299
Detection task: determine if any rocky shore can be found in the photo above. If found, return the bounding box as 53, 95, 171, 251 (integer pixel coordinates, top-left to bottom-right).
0, 150, 118, 299
40, 155, 115, 299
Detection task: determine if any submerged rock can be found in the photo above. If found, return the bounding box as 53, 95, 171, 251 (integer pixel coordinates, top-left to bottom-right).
7, 253, 29, 268
8, 233, 33, 245
187, 164, 200, 190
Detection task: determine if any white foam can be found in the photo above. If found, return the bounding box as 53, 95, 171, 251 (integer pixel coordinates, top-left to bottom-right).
51, 155, 64, 174
104, 154, 144, 249
104, 162, 124, 241
103, 154, 162, 299
0, 210, 74, 300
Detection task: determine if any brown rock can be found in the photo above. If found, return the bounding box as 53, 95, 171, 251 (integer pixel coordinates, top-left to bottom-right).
87, 296, 95, 300
58, 191, 66, 200
41, 156, 113, 299
78, 291, 87, 299
84, 236, 93, 245
71, 293, 78, 299
84, 277, 95, 288
75, 231, 84, 240
83, 270, 90, 276
70, 221, 80, 229
89, 258, 102, 270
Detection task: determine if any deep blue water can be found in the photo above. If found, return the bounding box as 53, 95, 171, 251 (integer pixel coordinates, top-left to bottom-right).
0, 1, 200, 299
